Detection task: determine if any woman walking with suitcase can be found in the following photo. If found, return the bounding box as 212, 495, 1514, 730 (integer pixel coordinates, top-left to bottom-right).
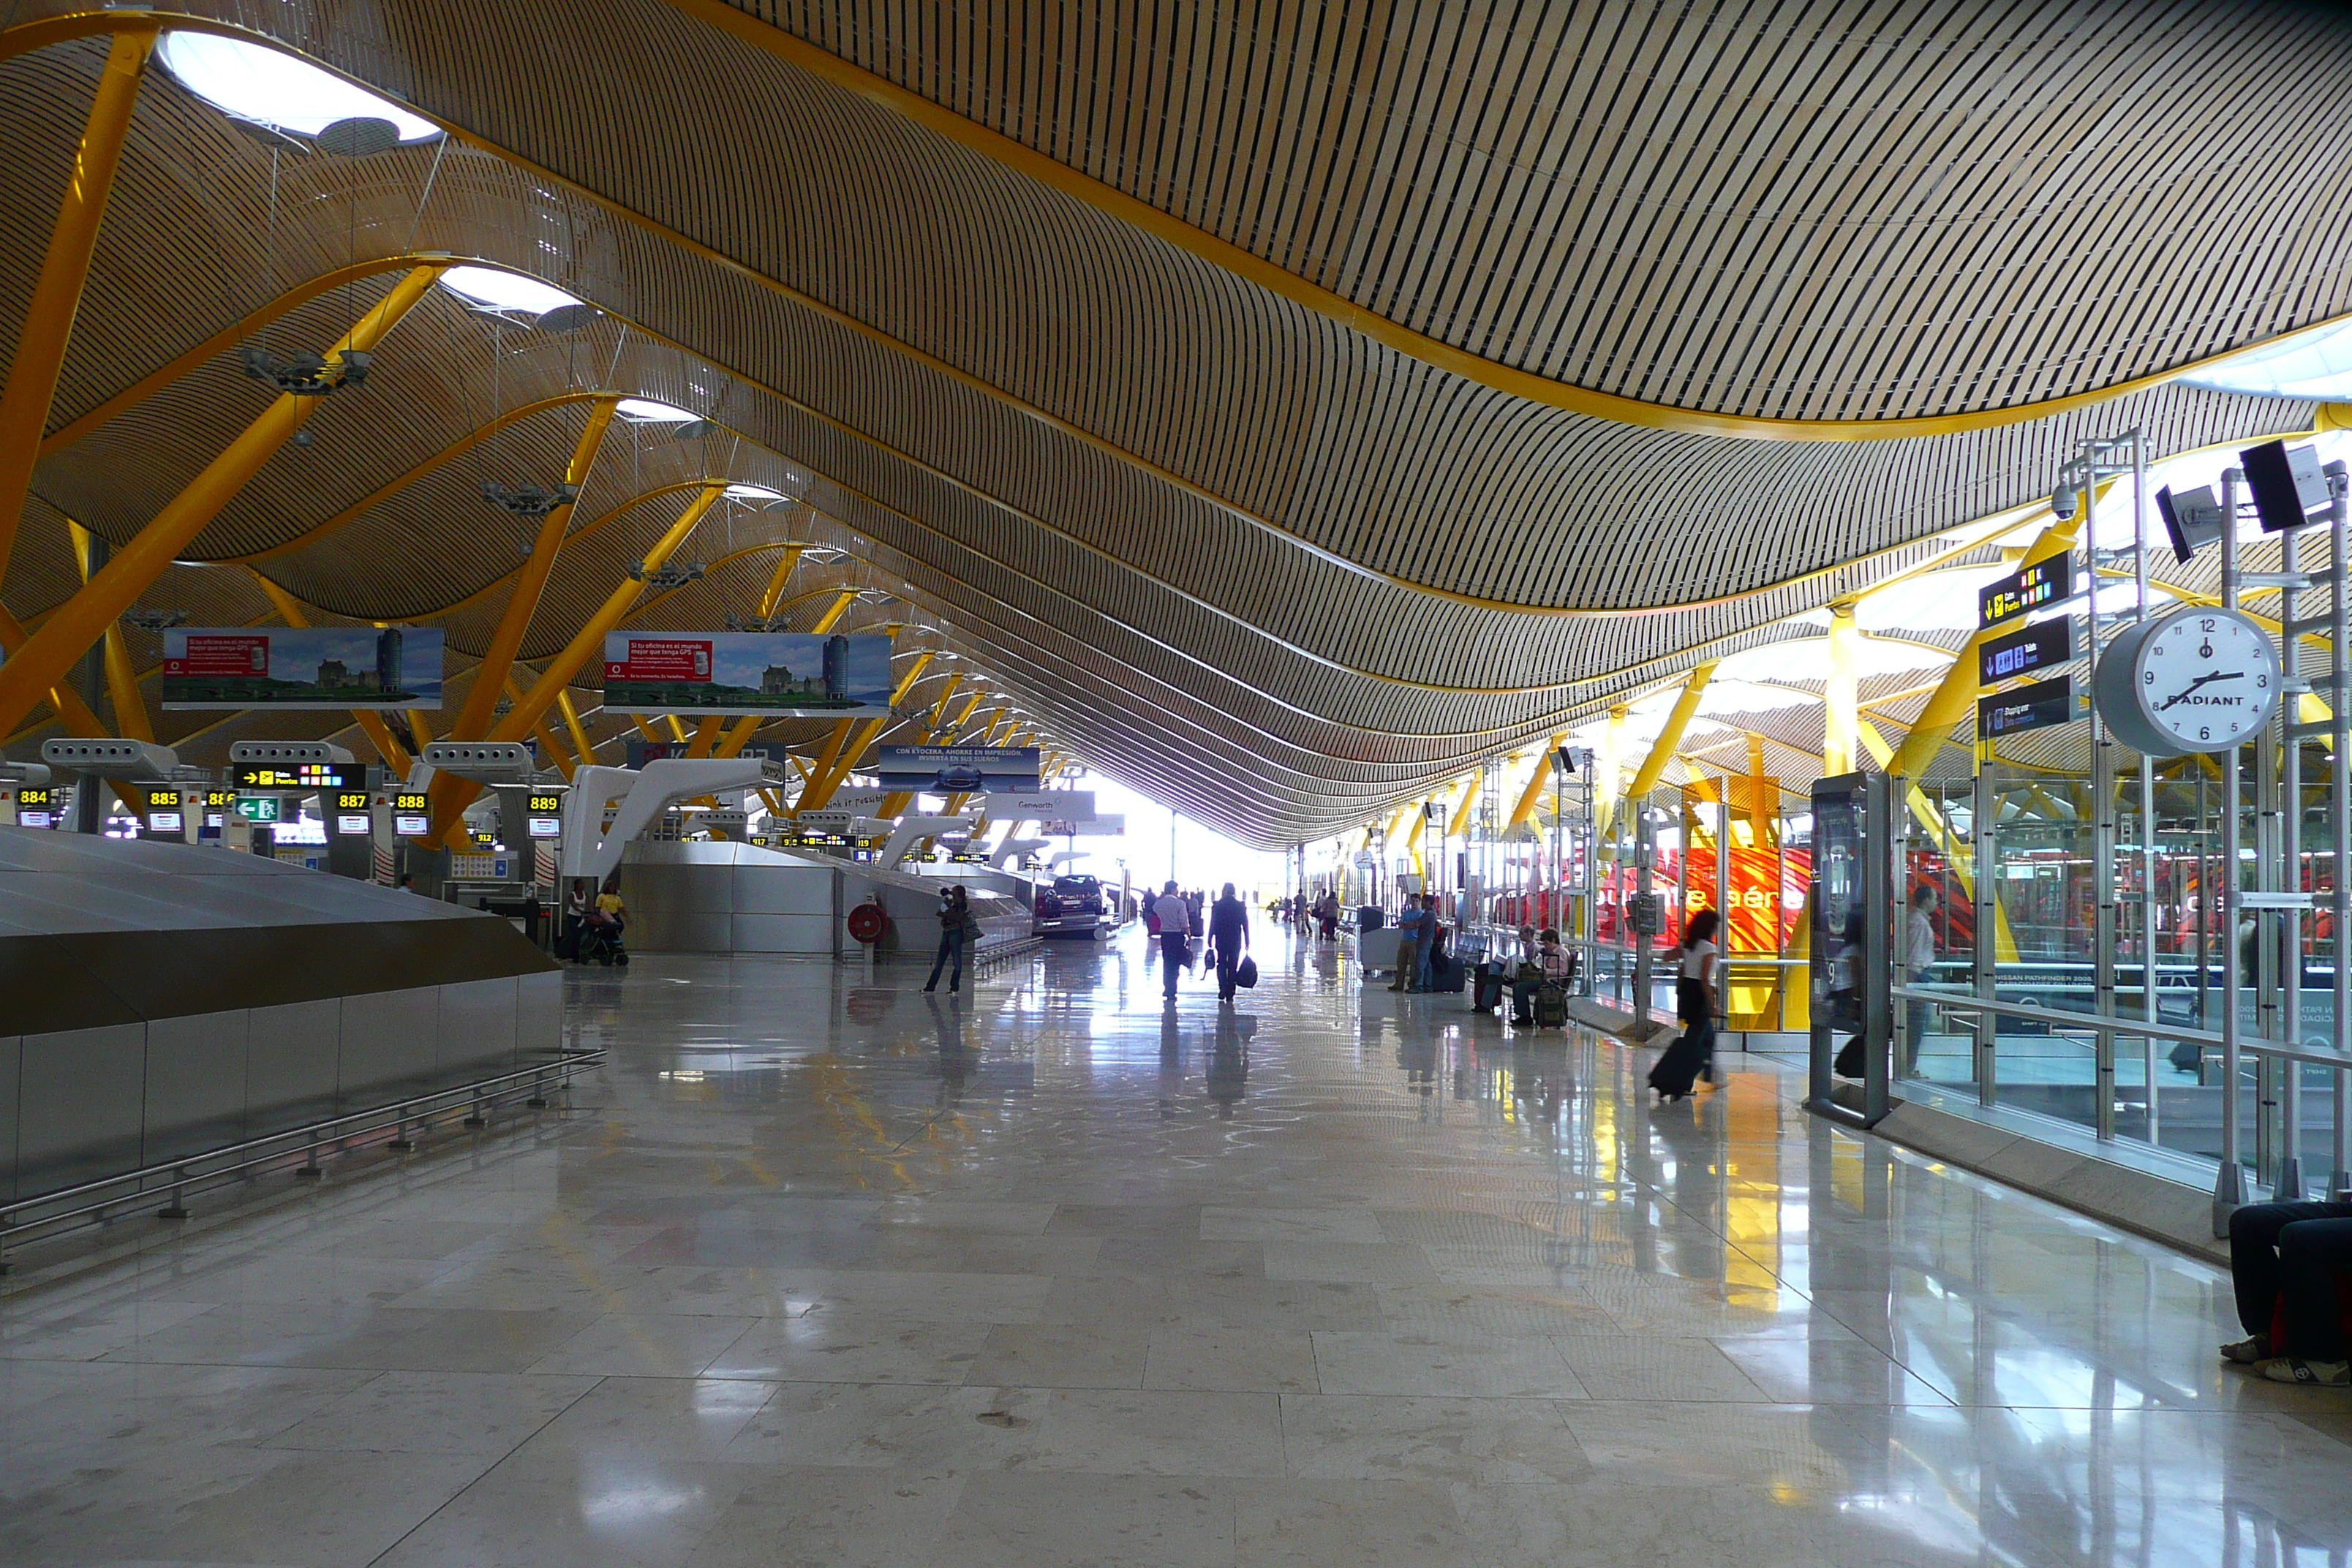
1648, 909, 1722, 1101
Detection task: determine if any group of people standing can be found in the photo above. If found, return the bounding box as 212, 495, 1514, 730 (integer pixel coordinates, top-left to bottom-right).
1272, 892, 1342, 941
1387, 893, 1450, 993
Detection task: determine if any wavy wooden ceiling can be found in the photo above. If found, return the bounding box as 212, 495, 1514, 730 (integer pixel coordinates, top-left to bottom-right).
0, 1, 2341, 843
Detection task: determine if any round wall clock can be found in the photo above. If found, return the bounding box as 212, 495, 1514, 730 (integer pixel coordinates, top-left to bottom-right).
2091, 605, 2280, 755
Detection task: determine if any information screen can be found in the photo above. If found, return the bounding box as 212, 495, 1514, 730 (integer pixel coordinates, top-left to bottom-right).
1980, 618, 2071, 685
146, 787, 184, 834
333, 790, 372, 835
1978, 552, 2073, 630
15, 784, 53, 829
232, 761, 366, 792
1978, 674, 2074, 737
391, 791, 430, 835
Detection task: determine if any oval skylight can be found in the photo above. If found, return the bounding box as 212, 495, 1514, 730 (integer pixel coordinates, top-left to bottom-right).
722, 483, 785, 501
615, 398, 699, 422
1717, 636, 1951, 683
158, 33, 438, 143
439, 266, 581, 315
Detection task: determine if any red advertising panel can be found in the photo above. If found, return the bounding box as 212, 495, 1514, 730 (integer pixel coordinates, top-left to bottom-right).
165, 633, 268, 678
603, 638, 712, 684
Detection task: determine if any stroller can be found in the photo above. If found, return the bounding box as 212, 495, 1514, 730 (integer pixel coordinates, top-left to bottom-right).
575, 909, 629, 966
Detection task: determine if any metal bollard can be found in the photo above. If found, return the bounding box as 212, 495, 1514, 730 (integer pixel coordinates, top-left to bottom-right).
388, 1104, 414, 1153
294, 1140, 324, 1180
156, 1166, 189, 1221
525, 1071, 548, 1109
464, 1091, 489, 1129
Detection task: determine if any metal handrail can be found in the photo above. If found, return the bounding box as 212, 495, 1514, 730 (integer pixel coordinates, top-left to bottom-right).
0, 1048, 604, 1269
1890, 984, 2352, 1073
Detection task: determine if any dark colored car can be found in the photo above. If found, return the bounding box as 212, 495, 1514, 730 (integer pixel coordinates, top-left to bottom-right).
932, 766, 988, 792
1034, 874, 1108, 938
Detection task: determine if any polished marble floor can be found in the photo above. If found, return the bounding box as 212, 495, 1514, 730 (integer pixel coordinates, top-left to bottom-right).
4, 928, 2348, 1566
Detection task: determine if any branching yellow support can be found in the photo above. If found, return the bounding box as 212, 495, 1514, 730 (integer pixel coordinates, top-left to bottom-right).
0, 265, 444, 739
0, 27, 151, 581
446, 395, 617, 742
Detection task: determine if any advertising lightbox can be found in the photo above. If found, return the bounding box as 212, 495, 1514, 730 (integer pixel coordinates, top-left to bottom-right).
601, 632, 892, 716
162, 627, 442, 709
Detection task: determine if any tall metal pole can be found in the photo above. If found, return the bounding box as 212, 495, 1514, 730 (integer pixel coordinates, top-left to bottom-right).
2277, 505, 2307, 1199
2215, 468, 2248, 1233
2089, 464, 2118, 1139
1974, 758, 1997, 1107
2134, 432, 2162, 1147
2331, 465, 2352, 1199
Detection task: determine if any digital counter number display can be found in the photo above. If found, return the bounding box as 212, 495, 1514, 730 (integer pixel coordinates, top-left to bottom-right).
526, 791, 564, 839
1978, 551, 2073, 630
391, 791, 430, 835
1980, 618, 2072, 685
15, 784, 55, 828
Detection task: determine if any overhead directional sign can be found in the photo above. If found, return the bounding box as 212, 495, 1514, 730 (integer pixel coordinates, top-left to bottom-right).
1979, 618, 2071, 685
1978, 551, 2072, 630
1978, 675, 2075, 738
233, 761, 366, 792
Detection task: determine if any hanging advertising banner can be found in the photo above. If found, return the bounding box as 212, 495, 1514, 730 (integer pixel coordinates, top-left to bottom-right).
984, 791, 1095, 820
601, 632, 893, 716
873, 745, 1041, 793
162, 627, 442, 709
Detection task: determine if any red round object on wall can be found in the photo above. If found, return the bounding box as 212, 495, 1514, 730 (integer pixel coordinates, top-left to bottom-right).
847, 902, 889, 944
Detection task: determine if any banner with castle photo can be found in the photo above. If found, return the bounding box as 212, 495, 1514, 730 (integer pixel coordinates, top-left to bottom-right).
600, 632, 893, 717
161, 626, 443, 709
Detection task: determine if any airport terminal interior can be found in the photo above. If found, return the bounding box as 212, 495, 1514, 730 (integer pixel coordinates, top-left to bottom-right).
7, 1, 2352, 1562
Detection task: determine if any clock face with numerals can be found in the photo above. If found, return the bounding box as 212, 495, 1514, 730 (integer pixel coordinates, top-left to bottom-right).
2093, 606, 2280, 755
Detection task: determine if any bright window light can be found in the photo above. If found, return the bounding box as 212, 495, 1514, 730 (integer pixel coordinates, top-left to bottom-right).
438, 265, 581, 315
1851, 565, 2010, 633
616, 398, 699, 422
723, 483, 785, 501
2183, 319, 2352, 401
1716, 636, 1951, 683
158, 33, 438, 142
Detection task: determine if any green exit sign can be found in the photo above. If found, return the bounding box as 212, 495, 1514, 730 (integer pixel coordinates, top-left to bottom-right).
233, 796, 282, 823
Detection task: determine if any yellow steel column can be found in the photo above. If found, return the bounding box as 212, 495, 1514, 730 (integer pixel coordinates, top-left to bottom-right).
0, 265, 443, 739
557, 689, 596, 766
810, 588, 858, 633
684, 715, 724, 757
1627, 663, 1716, 800
794, 720, 858, 813
756, 543, 807, 617
1596, 705, 1629, 843
65, 520, 150, 742
1445, 772, 1482, 840
802, 651, 938, 806
0, 28, 153, 579
424, 483, 723, 838
444, 395, 616, 742
1823, 606, 1861, 776
249, 570, 413, 774
1506, 734, 1566, 834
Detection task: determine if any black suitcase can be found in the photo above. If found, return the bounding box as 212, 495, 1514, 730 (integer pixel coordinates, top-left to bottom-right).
1474, 966, 1505, 1012
1357, 905, 1386, 931
1534, 982, 1567, 1028
1648, 1031, 1708, 1099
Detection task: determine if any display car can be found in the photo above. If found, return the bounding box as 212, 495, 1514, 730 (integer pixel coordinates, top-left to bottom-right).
1033, 874, 1111, 938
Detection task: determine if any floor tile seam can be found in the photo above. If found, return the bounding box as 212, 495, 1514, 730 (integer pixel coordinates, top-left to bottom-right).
356, 1371, 619, 1568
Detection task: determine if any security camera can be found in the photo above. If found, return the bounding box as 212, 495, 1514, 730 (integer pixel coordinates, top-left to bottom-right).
2050, 483, 2078, 520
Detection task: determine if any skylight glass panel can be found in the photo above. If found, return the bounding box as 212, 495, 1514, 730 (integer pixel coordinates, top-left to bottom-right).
158, 33, 438, 142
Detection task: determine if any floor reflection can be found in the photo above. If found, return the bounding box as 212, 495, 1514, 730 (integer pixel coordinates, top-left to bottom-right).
0, 926, 2342, 1567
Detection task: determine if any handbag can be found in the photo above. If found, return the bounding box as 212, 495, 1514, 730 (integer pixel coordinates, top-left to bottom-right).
1235, 954, 1259, 989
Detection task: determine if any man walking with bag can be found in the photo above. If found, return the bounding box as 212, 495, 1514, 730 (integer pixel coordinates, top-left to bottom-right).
1153, 881, 1192, 1001
1208, 881, 1251, 1004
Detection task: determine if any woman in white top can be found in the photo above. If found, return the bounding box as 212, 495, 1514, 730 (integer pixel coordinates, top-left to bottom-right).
1675, 908, 1722, 1078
